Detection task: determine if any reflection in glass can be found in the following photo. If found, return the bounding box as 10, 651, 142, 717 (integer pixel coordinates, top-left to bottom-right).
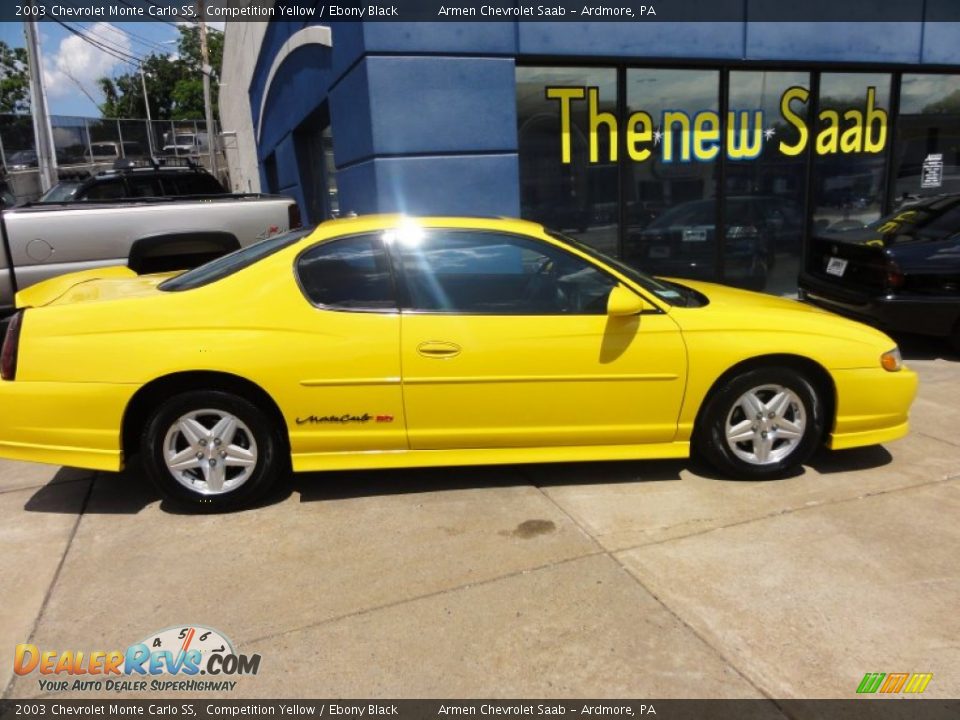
624, 69, 720, 283
516, 67, 619, 256
812, 73, 892, 233
893, 74, 960, 206
726, 71, 810, 295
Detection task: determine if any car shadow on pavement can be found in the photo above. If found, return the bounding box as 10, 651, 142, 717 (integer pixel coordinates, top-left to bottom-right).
22, 444, 895, 515
805, 444, 893, 474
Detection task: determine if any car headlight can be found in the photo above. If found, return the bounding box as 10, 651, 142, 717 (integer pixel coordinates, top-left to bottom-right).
880, 347, 902, 372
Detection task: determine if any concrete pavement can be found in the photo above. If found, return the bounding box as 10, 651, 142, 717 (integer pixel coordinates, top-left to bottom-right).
2, 343, 958, 700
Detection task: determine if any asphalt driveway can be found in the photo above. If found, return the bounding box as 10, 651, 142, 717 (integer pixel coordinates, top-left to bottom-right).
2, 337, 958, 700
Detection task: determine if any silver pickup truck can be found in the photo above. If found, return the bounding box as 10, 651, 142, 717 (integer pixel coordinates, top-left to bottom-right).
0, 194, 300, 314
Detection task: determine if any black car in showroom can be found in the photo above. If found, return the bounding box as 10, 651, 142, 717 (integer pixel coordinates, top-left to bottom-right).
625, 196, 797, 291
799, 194, 960, 350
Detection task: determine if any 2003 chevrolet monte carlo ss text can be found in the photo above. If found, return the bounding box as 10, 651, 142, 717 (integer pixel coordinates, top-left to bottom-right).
0, 216, 917, 510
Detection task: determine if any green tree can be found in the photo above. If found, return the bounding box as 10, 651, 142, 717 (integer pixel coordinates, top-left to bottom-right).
0, 40, 30, 114
922, 88, 960, 114
96, 25, 223, 120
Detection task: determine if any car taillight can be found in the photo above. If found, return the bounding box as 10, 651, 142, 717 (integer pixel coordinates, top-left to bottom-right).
885, 261, 905, 291
288, 203, 302, 229
1, 310, 23, 381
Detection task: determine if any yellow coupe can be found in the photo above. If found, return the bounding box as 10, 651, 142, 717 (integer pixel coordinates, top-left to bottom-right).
0, 216, 917, 510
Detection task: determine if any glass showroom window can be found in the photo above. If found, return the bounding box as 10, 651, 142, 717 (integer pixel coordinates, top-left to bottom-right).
725, 71, 810, 294
623, 68, 721, 283
516, 66, 619, 257
812, 73, 892, 233
893, 74, 960, 207
293, 107, 339, 223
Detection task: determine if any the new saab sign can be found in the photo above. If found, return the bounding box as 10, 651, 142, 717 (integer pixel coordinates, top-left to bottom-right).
547, 86, 888, 164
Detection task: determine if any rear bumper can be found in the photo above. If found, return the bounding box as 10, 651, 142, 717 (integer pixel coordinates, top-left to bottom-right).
799, 271, 960, 337
0, 379, 133, 471
828, 366, 918, 451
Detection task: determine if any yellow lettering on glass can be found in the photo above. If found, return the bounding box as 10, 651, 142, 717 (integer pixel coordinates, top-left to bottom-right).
545, 86, 585, 164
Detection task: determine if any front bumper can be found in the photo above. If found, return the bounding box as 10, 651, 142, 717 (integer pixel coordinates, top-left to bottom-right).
799, 271, 960, 338
828, 365, 918, 451
0, 379, 133, 471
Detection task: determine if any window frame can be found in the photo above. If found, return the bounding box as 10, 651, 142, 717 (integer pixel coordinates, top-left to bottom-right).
387, 228, 626, 317
293, 232, 401, 314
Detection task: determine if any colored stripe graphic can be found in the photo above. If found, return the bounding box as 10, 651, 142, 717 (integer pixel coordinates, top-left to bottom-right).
904, 673, 933, 694
857, 672, 932, 694
857, 673, 885, 694
880, 673, 909, 693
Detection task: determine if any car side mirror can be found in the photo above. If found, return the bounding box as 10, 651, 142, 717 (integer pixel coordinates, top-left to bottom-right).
607, 285, 646, 316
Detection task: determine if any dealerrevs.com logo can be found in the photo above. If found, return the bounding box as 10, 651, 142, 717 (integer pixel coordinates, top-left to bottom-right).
14, 625, 261, 693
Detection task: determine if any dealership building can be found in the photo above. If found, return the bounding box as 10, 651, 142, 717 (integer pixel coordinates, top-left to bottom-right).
220, 14, 960, 295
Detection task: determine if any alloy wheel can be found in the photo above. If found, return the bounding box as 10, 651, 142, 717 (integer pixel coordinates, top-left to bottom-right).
162, 409, 258, 495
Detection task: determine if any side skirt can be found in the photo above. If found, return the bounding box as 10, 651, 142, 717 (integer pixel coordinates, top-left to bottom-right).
291, 441, 691, 473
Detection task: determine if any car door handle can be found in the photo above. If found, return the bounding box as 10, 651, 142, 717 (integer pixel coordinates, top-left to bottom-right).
417, 341, 461, 359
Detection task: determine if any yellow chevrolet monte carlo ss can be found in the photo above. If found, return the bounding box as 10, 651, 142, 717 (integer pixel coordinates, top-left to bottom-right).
0, 215, 917, 510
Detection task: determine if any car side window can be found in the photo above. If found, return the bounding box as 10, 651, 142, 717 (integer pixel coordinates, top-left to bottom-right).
127, 176, 161, 197
81, 180, 125, 200
167, 174, 224, 195
296, 235, 397, 311
391, 231, 617, 315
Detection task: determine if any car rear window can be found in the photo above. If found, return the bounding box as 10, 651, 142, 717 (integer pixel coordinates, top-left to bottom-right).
160, 228, 311, 292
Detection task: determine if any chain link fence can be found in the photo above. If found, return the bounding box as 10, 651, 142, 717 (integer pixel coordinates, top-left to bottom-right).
0, 113, 228, 203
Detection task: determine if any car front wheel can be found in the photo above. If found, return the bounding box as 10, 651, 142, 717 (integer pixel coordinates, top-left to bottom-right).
140, 391, 283, 511
695, 367, 824, 479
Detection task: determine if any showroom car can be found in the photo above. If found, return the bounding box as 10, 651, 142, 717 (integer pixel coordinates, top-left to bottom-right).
800, 193, 960, 350
0, 215, 917, 510
624, 196, 793, 290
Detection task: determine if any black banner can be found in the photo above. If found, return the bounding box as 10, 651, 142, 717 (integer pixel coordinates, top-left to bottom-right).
2, 701, 960, 720
3, 0, 959, 23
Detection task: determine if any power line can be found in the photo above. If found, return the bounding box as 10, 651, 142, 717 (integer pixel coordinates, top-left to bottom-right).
78, 20, 174, 55
52, 20, 145, 67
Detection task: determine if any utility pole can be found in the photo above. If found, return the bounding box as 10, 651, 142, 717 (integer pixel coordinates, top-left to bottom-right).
196, 0, 218, 176
23, 7, 57, 191
139, 63, 155, 157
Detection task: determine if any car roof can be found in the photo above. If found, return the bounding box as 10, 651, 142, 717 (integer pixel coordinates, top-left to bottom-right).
310, 214, 547, 238
54, 166, 214, 183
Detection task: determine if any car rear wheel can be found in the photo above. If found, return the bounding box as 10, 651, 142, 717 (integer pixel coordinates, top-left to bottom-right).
140, 391, 283, 511
694, 367, 824, 479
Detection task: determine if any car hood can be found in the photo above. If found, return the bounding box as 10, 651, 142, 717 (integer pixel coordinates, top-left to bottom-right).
665, 278, 895, 347
15, 266, 180, 309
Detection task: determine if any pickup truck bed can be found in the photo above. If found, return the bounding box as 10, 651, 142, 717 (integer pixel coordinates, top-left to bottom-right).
0, 193, 300, 313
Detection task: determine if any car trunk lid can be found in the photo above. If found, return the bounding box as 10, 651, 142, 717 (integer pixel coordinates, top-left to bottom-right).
806, 232, 891, 292
15, 266, 179, 309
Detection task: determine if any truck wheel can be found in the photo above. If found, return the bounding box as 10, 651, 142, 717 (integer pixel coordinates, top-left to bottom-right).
694, 367, 824, 480
140, 391, 284, 511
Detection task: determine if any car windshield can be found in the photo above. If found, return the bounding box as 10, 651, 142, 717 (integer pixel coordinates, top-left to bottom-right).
160, 228, 312, 292
831, 196, 960, 244
547, 230, 695, 306
39, 182, 82, 202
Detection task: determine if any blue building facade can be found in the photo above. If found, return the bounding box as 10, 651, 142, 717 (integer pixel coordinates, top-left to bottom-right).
246, 16, 960, 293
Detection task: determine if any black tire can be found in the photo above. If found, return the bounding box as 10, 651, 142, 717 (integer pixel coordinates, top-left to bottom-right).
694, 366, 824, 480
140, 390, 284, 511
